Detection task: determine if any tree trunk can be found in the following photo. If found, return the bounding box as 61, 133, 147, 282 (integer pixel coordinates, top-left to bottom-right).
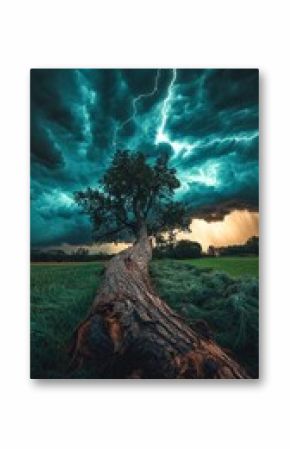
70, 234, 249, 379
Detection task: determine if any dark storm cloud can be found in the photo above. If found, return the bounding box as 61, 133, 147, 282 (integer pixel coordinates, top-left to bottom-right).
166, 70, 258, 141
31, 121, 65, 169
30, 68, 259, 247
190, 200, 258, 222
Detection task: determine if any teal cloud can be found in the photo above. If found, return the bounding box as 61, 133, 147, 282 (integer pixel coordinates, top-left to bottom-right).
30, 68, 259, 247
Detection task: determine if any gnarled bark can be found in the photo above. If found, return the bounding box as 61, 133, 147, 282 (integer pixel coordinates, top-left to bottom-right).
70, 233, 249, 379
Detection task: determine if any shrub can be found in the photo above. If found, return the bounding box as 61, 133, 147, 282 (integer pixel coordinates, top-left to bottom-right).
174, 240, 202, 259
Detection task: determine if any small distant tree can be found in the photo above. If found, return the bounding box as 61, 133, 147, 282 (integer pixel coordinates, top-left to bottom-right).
75, 247, 89, 256
207, 245, 216, 257
174, 240, 202, 259
246, 236, 259, 255
71, 247, 89, 261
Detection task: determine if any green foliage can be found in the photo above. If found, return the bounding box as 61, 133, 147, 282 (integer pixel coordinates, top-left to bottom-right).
174, 240, 202, 259
31, 257, 259, 378
153, 238, 202, 259
218, 236, 259, 256
74, 150, 191, 241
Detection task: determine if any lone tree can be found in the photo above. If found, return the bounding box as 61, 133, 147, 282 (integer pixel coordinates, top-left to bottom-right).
71, 150, 248, 378
75, 150, 190, 242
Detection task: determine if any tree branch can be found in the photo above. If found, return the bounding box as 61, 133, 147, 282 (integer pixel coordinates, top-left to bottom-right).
93, 225, 128, 242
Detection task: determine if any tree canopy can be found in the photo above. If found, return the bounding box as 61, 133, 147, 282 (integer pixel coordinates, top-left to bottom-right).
174, 240, 202, 259
74, 150, 191, 242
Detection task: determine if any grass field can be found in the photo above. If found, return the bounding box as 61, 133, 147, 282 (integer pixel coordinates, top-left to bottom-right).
31, 262, 104, 378
162, 256, 259, 278
31, 256, 259, 378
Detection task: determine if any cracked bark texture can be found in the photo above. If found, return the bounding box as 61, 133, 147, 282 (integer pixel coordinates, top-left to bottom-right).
70, 233, 249, 379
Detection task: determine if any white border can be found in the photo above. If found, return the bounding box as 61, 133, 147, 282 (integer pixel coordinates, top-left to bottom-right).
1, 1, 289, 448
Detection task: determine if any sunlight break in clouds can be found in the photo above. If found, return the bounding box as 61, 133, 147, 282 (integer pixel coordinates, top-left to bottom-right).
178, 210, 259, 251
49, 209, 258, 254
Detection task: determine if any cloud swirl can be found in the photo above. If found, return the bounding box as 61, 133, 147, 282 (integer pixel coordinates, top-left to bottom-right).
31, 68, 259, 247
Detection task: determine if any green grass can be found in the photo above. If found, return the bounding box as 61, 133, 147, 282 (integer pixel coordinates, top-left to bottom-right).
31, 257, 259, 378
150, 260, 259, 377
161, 256, 259, 278
30, 262, 104, 378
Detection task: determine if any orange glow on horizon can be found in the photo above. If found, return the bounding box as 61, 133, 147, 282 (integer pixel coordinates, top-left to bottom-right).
178, 209, 259, 251
94, 209, 259, 253
43, 209, 259, 254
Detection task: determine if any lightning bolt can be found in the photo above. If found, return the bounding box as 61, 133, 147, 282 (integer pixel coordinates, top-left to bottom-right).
155, 69, 198, 157
113, 69, 161, 149
155, 68, 177, 145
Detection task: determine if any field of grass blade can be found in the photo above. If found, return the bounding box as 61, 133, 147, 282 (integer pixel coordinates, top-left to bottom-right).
31, 257, 259, 378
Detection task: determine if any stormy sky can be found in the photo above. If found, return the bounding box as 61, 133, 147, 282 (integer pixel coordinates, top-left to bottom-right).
31, 69, 259, 249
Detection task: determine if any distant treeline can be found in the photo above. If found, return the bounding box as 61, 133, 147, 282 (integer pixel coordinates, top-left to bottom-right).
153, 239, 203, 259
153, 236, 259, 259
31, 248, 112, 263
212, 236, 259, 257
31, 236, 259, 262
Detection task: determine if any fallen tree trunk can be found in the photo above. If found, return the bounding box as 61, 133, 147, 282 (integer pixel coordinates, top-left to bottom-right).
70, 233, 249, 379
